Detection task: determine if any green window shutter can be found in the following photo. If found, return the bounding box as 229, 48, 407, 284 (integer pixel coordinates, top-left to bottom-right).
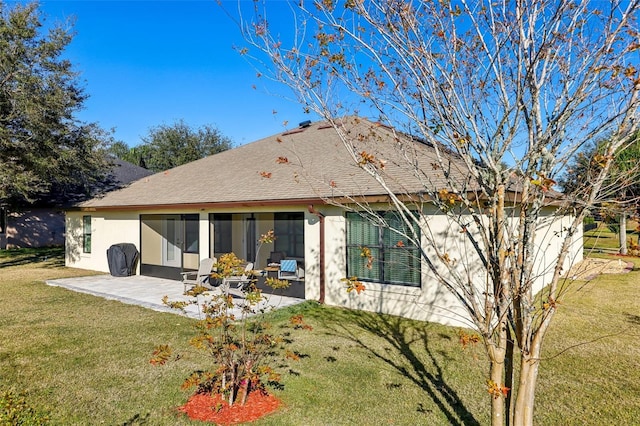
347, 245, 381, 281
382, 212, 420, 285
347, 213, 379, 246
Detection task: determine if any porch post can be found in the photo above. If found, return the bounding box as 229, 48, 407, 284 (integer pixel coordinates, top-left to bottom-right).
308, 205, 325, 304
199, 211, 209, 260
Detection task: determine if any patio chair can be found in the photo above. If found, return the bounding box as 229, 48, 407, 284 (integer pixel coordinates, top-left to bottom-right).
181, 257, 216, 292
222, 262, 254, 292
278, 259, 304, 280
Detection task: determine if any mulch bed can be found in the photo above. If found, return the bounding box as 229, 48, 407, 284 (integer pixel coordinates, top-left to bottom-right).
567, 257, 635, 281
178, 391, 281, 425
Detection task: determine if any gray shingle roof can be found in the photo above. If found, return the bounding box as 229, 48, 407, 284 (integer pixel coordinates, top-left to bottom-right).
107, 158, 154, 186
79, 117, 471, 209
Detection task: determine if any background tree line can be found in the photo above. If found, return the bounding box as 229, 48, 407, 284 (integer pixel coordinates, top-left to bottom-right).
108, 120, 232, 173
0, 2, 110, 206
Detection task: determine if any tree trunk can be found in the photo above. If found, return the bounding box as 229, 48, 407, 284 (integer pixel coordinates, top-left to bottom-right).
505, 328, 514, 426
490, 357, 506, 426
619, 213, 628, 255
512, 354, 540, 426
490, 183, 509, 426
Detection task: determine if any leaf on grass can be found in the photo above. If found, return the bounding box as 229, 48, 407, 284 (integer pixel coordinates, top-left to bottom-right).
150, 344, 172, 366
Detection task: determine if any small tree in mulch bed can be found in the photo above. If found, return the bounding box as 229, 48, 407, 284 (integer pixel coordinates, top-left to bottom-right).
152, 232, 311, 421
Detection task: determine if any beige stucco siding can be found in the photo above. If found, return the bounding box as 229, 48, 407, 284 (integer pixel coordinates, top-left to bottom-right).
65, 204, 583, 328
320, 207, 478, 327
319, 205, 584, 328
530, 207, 583, 291
140, 217, 162, 264
303, 206, 345, 302
66, 211, 141, 273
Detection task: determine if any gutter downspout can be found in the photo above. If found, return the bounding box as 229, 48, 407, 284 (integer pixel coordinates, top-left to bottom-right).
308, 204, 326, 304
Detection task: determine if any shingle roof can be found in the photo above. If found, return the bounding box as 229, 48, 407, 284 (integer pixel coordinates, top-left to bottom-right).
79, 117, 471, 209
24, 158, 153, 208
107, 158, 154, 186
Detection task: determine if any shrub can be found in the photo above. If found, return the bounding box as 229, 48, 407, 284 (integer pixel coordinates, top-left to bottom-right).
156, 250, 308, 407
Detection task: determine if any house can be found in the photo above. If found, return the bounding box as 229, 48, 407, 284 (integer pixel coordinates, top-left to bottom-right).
1, 159, 153, 249
64, 117, 583, 327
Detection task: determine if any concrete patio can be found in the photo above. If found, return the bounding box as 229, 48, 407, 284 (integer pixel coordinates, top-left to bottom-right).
46, 274, 305, 319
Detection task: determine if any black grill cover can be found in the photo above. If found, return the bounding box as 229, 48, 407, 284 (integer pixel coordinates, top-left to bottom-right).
107, 243, 140, 277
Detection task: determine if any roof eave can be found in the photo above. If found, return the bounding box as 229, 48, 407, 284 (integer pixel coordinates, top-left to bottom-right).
68, 197, 329, 212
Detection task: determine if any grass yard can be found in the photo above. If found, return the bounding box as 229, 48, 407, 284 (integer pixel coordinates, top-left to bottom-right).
537, 258, 640, 425
583, 219, 640, 254
1, 248, 639, 425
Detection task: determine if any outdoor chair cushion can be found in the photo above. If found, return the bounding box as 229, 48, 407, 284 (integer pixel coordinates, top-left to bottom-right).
280, 259, 297, 273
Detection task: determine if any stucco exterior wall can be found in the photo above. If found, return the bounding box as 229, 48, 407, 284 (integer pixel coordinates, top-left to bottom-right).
303, 205, 345, 302
530, 207, 584, 293
318, 205, 585, 328
65, 204, 583, 328
140, 218, 162, 264
320, 207, 478, 327
66, 211, 142, 273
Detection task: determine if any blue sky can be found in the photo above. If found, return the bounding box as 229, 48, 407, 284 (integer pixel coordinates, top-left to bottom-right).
21, 0, 309, 147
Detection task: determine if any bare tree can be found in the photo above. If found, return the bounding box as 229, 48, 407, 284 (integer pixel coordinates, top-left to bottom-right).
229, 1, 640, 424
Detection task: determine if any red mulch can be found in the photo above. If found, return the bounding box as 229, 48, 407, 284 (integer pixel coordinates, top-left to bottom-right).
178, 392, 281, 425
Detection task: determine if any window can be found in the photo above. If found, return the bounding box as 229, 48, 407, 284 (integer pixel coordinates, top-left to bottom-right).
274, 212, 304, 258
182, 214, 199, 253
346, 212, 421, 286
82, 215, 92, 253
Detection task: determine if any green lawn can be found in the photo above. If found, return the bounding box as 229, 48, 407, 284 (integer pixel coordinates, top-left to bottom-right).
583, 219, 640, 254
1, 248, 639, 425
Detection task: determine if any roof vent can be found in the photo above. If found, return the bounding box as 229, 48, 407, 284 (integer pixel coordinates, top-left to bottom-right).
299, 120, 312, 128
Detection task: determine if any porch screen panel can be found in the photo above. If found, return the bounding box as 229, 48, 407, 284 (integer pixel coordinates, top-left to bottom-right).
165, 218, 176, 261
212, 214, 232, 255
183, 214, 199, 253
274, 212, 304, 258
